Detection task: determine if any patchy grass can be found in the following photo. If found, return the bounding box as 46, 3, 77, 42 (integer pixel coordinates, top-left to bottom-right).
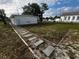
0, 22, 34, 59
23, 22, 79, 44
23, 22, 79, 32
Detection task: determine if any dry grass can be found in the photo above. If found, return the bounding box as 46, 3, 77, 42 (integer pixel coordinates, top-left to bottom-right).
23, 22, 79, 44
0, 22, 34, 59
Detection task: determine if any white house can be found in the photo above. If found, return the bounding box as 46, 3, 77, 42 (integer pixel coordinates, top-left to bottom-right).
11, 15, 39, 25
61, 12, 79, 23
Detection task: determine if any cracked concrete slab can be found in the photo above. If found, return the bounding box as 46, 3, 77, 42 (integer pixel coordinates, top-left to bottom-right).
28, 37, 37, 41
34, 40, 44, 47
42, 46, 55, 57
23, 34, 33, 37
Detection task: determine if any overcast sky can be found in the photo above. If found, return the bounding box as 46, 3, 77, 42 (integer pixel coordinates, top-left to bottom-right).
0, 0, 79, 17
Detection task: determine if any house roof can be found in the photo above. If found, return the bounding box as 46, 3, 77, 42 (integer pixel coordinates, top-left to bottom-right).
10, 15, 37, 18
61, 11, 79, 16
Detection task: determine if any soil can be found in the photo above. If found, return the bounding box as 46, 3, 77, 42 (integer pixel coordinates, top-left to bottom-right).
0, 22, 34, 59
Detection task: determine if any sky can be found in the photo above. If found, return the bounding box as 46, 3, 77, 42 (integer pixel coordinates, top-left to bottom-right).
0, 0, 79, 17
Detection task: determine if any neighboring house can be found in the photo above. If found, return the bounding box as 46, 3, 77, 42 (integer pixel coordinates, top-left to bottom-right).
61, 12, 79, 23
10, 15, 39, 25
43, 16, 61, 22
54, 16, 61, 22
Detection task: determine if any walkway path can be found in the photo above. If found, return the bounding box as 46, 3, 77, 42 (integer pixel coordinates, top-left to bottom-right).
11, 24, 79, 59
15, 26, 56, 59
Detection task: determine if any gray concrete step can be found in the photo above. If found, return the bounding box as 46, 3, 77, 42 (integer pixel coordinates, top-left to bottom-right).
28, 37, 37, 41
16, 27, 56, 58
34, 40, 44, 47
16, 28, 26, 32
23, 34, 33, 38
21, 31, 29, 35
42, 46, 55, 57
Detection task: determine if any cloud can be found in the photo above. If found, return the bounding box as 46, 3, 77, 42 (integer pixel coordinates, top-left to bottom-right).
43, 8, 57, 17
0, 0, 13, 4
0, 0, 58, 17
43, 6, 79, 17
0, 0, 78, 17
60, 6, 79, 12
0, 1, 17, 16
62, 7, 72, 11
75, 7, 79, 10
0, 0, 25, 17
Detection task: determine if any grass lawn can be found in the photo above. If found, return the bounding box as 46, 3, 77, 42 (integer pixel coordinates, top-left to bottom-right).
23, 22, 79, 44
0, 22, 34, 59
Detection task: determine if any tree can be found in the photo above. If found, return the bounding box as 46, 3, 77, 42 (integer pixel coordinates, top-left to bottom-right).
22, 5, 32, 15
22, 3, 41, 16
30, 3, 41, 16
39, 3, 48, 22
0, 9, 6, 24
22, 3, 48, 23
49, 16, 53, 20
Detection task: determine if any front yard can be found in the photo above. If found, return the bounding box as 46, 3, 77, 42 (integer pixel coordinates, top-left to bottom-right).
22, 22, 79, 44
0, 22, 34, 59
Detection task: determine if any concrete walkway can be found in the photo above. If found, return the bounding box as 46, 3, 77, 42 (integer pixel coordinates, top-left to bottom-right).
15, 26, 56, 59
12, 26, 79, 59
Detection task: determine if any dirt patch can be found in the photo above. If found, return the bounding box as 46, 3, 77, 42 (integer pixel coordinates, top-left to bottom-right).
0, 22, 34, 59
23, 23, 79, 44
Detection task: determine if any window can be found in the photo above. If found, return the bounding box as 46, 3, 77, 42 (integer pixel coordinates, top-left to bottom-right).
77, 16, 79, 20
64, 17, 66, 20
68, 16, 70, 20
72, 16, 75, 20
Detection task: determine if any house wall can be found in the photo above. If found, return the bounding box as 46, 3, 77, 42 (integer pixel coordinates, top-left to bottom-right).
11, 15, 38, 25
11, 18, 17, 25
61, 15, 79, 23
55, 18, 61, 22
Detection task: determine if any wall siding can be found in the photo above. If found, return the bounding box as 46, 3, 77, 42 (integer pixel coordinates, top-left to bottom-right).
61, 15, 79, 23
11, 15, 38, 25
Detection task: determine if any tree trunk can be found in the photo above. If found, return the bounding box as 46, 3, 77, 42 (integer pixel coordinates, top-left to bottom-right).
1, 16, 6, 24
39, 13, 43, 23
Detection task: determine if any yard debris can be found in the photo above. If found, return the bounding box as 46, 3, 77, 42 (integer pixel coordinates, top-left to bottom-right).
14, 26, 79, 59
1, 22, 79, 59
0, 22, 34, 59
